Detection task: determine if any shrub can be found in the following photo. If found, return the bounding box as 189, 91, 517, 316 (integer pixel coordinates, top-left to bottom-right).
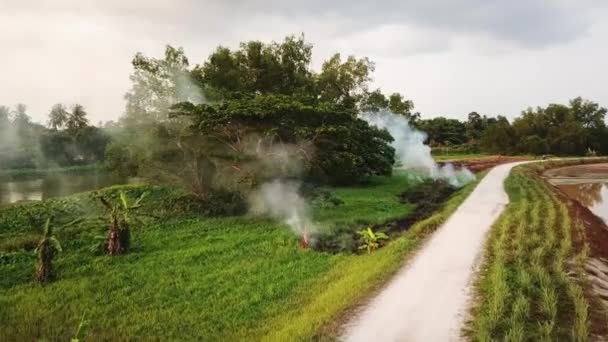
357, 227, 389, 254
170, 190, 247, 217
34, 219, 62, 283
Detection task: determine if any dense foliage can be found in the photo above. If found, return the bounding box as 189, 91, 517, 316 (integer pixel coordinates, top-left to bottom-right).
424, 98, 608, 156
110, 35, 403, 197
169, 95, 395, 188
0, 104, 109, 169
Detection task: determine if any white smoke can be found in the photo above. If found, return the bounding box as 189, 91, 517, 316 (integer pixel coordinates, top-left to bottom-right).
249, 180, 316, 243
360, 111, 475, 187
174, 72, 205, 105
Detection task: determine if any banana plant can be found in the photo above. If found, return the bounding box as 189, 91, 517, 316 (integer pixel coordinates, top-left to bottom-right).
357, 227, 389, 254
35, 218, 62, 283
97, 191, 147, 255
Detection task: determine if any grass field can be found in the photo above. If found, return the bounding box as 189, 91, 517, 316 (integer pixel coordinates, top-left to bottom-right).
0, 164, 102, 180
465, 161, 606, 341
432, 153, 491, 161
0, 170, 482, 341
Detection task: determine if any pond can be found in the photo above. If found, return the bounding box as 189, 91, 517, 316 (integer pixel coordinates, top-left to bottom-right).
0, 172, 137, 206
545, 163, 608, 224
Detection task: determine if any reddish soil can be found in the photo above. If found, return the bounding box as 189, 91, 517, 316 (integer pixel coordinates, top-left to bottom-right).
438, 156, 531, 173
545, 163, 608, 179
552, 185, 608, 338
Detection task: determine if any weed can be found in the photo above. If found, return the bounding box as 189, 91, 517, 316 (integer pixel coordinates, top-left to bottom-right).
357, 227, 389, 254
34, 219, 62, 283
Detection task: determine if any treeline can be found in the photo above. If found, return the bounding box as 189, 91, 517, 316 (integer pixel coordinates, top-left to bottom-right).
416, 98, 608, 156
0, 104, 109, 170
105, 34, 607, 202
108, 34, 411, 197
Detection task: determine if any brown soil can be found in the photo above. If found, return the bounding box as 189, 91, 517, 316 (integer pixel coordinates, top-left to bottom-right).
545, 163, 608, 179
552, 185, 608, 339
438, 155, 531, 173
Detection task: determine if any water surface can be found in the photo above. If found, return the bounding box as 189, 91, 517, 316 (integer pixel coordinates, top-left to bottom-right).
556, 182, 608, 223
546, 163, 608, 224
0, 173, 135, 206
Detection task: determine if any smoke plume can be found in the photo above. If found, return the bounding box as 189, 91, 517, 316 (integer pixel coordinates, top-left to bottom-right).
249, 180, 316, 244
360, 111, 475, 187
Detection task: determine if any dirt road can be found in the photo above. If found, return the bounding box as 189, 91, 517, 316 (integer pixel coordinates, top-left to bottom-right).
342, 162, 528, 341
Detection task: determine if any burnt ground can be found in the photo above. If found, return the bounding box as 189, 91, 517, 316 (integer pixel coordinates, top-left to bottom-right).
552, 185, 608, 339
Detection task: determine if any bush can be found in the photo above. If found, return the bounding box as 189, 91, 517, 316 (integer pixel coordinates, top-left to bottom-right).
300, 185, 344, 209
170, 190, 247, 217
313, 179, 455, 254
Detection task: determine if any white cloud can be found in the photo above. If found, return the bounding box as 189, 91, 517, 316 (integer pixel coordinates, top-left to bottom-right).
0, 0, 607, 124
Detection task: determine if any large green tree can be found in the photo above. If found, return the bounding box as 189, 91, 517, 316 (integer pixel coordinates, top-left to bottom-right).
194, 35, 314, 100
167, 95, 395, 195
124, 45, 195, 124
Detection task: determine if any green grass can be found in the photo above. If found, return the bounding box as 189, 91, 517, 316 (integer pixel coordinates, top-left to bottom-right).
0, 164, 103, 180
465, 159, 608, 341
0, 171, 483, 341
313, 169, 415, 228
432, 153, 491, 161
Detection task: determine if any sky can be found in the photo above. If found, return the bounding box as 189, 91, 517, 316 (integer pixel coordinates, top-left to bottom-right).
1, 0, 607, 124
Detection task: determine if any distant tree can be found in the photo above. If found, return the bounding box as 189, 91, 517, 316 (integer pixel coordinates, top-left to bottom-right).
419, 117, 467, 146
195, 35, 313, 100
74, 126, 110, 163
517, 135, 549, 155
0, 105, 10, 146
66, 104, 89, 133
547, 114, 587, 155
0, 105, 10, 127
13, 104, 33, 146
317, 53, 374, 110
388, 93, 416, 119
360, 90, 418, 122
481, 116, 515, 154
510, 98, 606, 155
39, 130, 75, 166
47, 103, 69, 130
13, 103, 30, 126
360, 89, 388, 112
125, 45, 194, 124
465, 112, 484, 141
569, 97, 607, 129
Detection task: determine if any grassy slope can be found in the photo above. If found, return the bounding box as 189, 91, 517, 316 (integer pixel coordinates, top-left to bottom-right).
432, 153, 491, 161
0, 164, 102, 180
466, 159, 608, 341
0, 170, 482, 341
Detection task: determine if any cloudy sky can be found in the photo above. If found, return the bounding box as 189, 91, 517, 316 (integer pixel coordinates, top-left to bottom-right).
1, 0, 607, 124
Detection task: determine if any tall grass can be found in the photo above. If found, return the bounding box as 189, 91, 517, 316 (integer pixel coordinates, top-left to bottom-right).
467, 165, 591, 340
0, 170, 485, 341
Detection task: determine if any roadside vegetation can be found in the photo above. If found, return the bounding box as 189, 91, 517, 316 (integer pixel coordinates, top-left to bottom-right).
3, 32, 608, 342
0, 169, 483, 340
466, 159, 608, 341
0, 164, 103, 181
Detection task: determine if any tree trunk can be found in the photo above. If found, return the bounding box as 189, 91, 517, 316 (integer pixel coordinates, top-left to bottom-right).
36, 244, 54, 283
106, 218, 129, 255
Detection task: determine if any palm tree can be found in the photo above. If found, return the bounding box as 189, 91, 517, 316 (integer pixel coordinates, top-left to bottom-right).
66, 104, 89, 133
48, 103, 69, 130
35, 219, 62, 283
